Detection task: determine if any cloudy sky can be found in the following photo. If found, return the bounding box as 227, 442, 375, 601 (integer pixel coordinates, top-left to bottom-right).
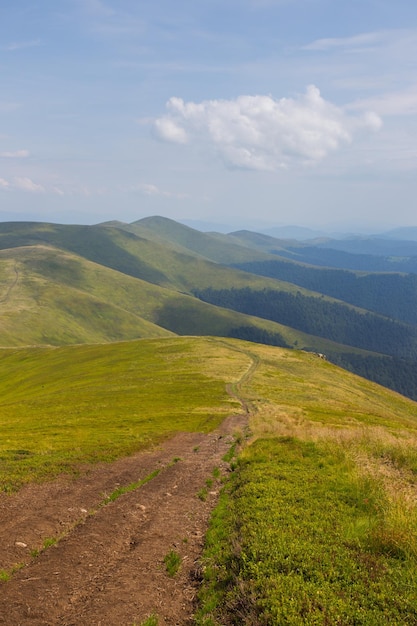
1, 0, 417, 231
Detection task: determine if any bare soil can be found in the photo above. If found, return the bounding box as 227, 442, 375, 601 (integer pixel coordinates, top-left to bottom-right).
0, 413, 246, 626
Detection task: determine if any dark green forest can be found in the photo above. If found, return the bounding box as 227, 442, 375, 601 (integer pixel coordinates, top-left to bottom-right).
328, 353, 417, 401
194, 286, 417, 399
194, 287, 417, 358
231, 260, 417, 325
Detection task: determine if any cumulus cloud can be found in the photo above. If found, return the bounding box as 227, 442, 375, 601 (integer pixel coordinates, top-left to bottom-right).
0, 178, 10, 189
154, 117, 188, 144
13, 177, 45, 193
153, 86, 382, 171
0, 150, 30, 158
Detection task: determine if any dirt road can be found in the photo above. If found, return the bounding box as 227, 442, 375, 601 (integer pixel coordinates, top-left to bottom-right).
0, 410, 247, 626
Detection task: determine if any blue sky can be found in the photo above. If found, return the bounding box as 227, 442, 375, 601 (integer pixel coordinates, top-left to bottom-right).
1, 0, 417, 231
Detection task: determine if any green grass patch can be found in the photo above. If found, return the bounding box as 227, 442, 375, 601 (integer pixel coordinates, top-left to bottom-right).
0, 570, 10, 583
102, 469, 161, 504
164, 550, 181, 577
0, 337, 246, 491
197, 437, 417, 625
0, 562, 24, 583
42, 537, 57, 550
212, 467, 221, 479
197, 487, 208, 502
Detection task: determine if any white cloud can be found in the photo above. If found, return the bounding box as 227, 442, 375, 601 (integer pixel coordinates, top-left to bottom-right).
348, 85, 417, 117
0, 150, 30, 158
13, 177, 45, 193
303, 32, 383, 52
0, 176, 67, 195
154, 116, 188, 144
153, 86, 382, 171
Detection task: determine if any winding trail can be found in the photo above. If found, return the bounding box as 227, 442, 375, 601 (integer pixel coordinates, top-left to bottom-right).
0, 263, 19, 305
0, 341, 259, 625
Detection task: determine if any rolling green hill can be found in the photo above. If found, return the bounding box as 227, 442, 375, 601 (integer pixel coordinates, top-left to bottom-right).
0, 243, 332, 353
1, 217, 417, 398
134, 217, 417, 324
1, 336, 416, 490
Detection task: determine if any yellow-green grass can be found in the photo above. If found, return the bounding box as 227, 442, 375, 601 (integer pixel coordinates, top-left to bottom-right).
241, 343, 417, 433
197, 342, 417, 625
0, 245, 355, 354
129, 215, 273, 265
0, 337, 248, 491
199, 438, 417, 625
0, 246, 175, 345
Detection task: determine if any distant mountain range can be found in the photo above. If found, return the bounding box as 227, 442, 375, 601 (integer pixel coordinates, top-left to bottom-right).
1, 215, 417, 400
180, 219, 417, 242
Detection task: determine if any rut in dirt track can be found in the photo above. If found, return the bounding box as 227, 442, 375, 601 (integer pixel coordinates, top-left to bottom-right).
0, 347, 259, 626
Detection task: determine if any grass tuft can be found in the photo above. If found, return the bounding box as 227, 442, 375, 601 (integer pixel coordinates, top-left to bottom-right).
102, 469, 161, 505
163, 550, 181, 577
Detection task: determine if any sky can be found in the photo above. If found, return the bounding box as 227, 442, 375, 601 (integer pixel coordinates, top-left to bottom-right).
1, 0, 417, 232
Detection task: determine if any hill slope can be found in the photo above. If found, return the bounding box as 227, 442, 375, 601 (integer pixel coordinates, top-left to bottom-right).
0, 244, 327, 351
1, 337, 417, 624
1, 217, 417, 398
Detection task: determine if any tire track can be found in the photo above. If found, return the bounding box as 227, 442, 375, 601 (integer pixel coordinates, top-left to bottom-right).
0, 263, 19, 305
0, 340, 261, 625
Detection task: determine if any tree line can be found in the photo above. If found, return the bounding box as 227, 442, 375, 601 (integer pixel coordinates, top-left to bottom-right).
194, 287, 417, 359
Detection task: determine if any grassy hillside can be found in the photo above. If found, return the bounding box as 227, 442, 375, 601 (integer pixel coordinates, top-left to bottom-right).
0, 246, 174, 345
0, 337, 247, 491
0, 244, 343, 351
2, 336, 417, 622
130, 216, 270, 265
4, 337, 415, 493
135, 219, 417, 327
126, 217, 417, 331
1, 217, 417, 398
194, 341, 417, 625
0, 224, 393, 351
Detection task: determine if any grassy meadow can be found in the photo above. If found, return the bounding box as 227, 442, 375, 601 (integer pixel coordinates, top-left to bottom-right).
195, 342, 417, 625
2, 335, 417, 623
0, 337, 247, 491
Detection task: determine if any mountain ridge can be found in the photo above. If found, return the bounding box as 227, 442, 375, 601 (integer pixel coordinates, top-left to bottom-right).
1, 216, 417, 398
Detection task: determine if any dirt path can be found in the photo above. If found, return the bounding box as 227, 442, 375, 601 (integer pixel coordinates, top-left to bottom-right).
0, 418, 243, 625
0, 262, 19, 305
0, 347, 258, 625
